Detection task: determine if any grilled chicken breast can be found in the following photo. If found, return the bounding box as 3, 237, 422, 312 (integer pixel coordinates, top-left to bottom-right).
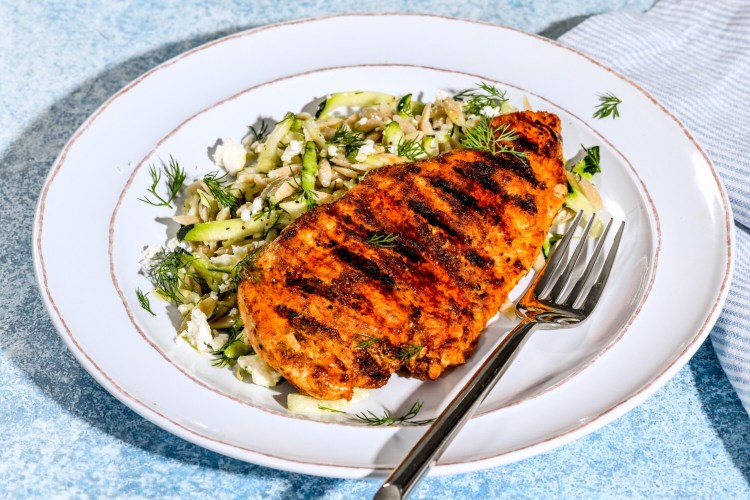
238, 111, 567, 400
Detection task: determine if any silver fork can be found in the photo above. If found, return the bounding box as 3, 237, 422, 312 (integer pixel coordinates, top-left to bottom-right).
374, 211, 625, 500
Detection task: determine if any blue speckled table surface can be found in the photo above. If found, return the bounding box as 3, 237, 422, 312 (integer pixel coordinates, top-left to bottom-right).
3, 1, 750, 498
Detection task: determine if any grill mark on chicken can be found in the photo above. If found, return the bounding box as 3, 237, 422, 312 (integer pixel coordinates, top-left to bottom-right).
428, 176, 482, 212
238, 111, 567, 400
353, 349, 391, 383
513, 194, 538, 214
487, 154, 539, 187
464, 250, 494, 268
454, 162, 502, 193
327, 202, 471, 317
402, 210, 475, 290
390, 238, 426, 264
329, 213, 445, 290
407, 199, 459, 238
274, 304, 342, 342
284, 274, 336, 302
332, 245, 395, 289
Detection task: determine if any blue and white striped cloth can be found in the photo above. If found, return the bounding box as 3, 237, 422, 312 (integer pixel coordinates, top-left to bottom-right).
561, 0, 750, 415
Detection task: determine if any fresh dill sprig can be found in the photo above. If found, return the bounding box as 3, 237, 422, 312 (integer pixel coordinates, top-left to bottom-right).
252, 198, 281, 221
262, 212, 284, 239
454, 82, 508, 116
138, 155, 186, 209
353, 401, 435, 426
355, 335, 382, 349
367, 233, 399, 248
288, 174, 318, 212
249, 121, 269, 142
397, 137, 427, 161
317, 405, 347, 414
593, 92, 621, 120
329, 124, 365, 156
203, 171, 241, 212
211, 320, 253, 367
145, 247, 192, 304
460, 117, 527, 160
300, 188, 318, 211
231, 246, 264, 289
135, 288, 156, 316
397, 343, 424, 360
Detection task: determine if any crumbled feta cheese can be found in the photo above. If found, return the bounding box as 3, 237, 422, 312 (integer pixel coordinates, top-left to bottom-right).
231, 245, 248, 260
183, 307, 214, 354
237, 354, 282, 387
327, 145, 339, 157
479, 105, 500, 118
237, 203, 252, 222
209, 291, 218, 301
166, 237, 191, 252
435, 89, 452, 101
213, 138, 247, 174
280, 140, 304, 163
229, 307, 238, 317
178, 303, 194, 315
355, 139, 376, 162
140, 245, 161, 273
357, 116, 368, 125
210, 253, 235, 266
250, 196, 264, 215
209, 333, 229, 351
218, 273, 233, 293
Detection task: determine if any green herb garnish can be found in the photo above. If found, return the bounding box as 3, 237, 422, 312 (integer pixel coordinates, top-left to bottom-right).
454, 82, 508, 116
139, 155, 186, 209
231, 246, 263, 288
135, 288, 156, 316
317, 405, 347, 414
593, 92, 621, 120
211, 320, 253, 367
397, 343, 424, 360
460, 117, 527, 160
289, 173, 318, 212
397, 93, 414, 116
353, 401, 434, 426
249, 122, 269, 142
571, 145, 601, 179
355, 335, 382, 349
367, 233, 399, 248
203, 172, 241, 212
300, 189, 318, 211
252, 198, 281, 221
542, 233, 564, 259
397, 137, 427, 161
145, 247, 191, 304
329, 124, 365, 156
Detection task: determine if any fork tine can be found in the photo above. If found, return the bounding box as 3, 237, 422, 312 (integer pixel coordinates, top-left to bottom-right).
562, 218, 613, 308
545, 214, 597, 301
577, 220, 625, 312
533, 211, 583, 296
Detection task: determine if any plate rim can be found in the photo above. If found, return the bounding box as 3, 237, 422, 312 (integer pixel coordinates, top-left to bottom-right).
32, 13, 735, 477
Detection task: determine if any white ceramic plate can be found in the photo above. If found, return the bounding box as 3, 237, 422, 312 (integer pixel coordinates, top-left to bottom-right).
33, 15, 733, 478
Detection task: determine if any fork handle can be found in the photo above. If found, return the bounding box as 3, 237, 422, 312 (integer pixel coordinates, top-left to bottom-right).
374, 318, 539, 500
